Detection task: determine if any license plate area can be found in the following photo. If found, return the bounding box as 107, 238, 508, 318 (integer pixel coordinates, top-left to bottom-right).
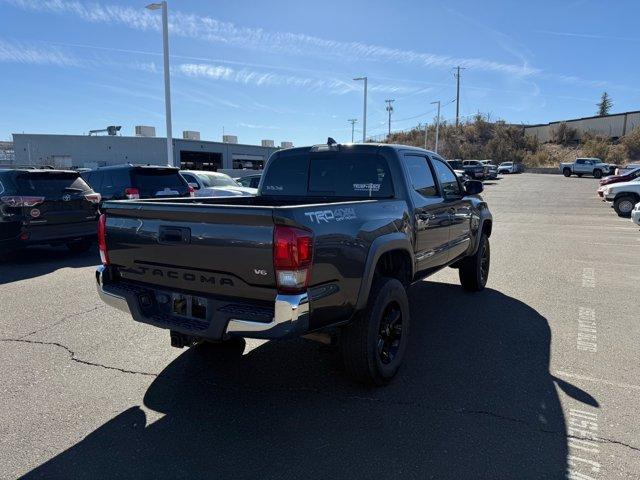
172, 293, 207, 320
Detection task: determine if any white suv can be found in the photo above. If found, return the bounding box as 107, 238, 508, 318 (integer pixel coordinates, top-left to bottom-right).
603, 178, 640, 217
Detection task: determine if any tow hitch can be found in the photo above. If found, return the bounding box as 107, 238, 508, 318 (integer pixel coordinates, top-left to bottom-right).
170, 330, 200, 349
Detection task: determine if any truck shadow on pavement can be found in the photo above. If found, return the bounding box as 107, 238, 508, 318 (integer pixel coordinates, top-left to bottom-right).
0, 246, 98, 285
25, 282, 597, 479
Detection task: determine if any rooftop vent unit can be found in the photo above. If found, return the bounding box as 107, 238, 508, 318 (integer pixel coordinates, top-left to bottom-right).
223, 135, 238, 144
135, 125, 156, 137
280, 141, 293, 149
183, 130, 201, 140
261, 139, 275, 147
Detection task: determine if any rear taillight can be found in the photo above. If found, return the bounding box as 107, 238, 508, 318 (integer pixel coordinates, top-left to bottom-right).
273, 225, 313, 293
84, 192, 102, 204
0, 196, 45, 207
125, 187, 140, 200
188, 185, 195, 197
98, 213, 109, 265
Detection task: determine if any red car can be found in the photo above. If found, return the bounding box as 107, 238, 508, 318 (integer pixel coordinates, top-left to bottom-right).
597, 167, 640, 197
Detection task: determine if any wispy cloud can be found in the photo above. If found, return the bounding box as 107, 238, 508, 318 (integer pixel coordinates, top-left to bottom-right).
3, 0, 537, 77
535, 29, 640, 43
238, 122, 280, 130
0, 38, 78, 66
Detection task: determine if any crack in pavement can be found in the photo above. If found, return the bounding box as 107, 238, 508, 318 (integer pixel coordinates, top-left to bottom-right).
17, 305, 108, 340
0, 338, 158, 377
2, 338, 639, 455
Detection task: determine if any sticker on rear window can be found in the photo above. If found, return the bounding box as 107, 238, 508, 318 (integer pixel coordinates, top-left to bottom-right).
353, 183, 381, 192
264, 185, 284, 191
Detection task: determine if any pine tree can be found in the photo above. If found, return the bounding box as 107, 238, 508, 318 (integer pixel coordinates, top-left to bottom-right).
597, 92, 612, 116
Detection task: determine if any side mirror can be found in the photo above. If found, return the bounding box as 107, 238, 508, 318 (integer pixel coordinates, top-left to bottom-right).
464, 180, 483, 195
188, 182, 200, 190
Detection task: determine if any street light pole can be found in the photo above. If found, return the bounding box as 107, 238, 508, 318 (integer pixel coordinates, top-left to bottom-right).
431, 100, 441, 153
353, 77, 367, 142
146, 2, 173, 167
348, 118, 357, 143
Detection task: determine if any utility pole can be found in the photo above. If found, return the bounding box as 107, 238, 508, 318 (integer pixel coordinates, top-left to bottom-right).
348, 119, 357, 143
353, 76, 368, 141
431, 100, 441, 153
385, 99, 395, 137
454, 66, 465, 127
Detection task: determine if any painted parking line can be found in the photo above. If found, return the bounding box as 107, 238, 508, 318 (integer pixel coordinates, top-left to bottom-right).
567, 408, 601, 480
576, 307, 597, 353
581, 269, 595, 288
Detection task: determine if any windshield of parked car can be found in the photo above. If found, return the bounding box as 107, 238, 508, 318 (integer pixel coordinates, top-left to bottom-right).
197, 173, 240, 188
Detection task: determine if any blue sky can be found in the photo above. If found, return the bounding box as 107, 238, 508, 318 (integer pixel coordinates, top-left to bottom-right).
1, 0, 639, 146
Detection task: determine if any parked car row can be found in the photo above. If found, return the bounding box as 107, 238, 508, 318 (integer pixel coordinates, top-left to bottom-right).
595, 166, 640, 225
0, 164, 263, 260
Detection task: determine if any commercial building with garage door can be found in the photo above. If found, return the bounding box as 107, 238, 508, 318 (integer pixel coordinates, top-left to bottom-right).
11, 132, 282, 171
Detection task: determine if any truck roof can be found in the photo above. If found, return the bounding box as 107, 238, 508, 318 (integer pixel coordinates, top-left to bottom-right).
278, 142, 436, 156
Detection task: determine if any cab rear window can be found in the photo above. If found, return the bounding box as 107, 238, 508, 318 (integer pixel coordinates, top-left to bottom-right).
15, 173, 91, 196
262, 152, 394, 198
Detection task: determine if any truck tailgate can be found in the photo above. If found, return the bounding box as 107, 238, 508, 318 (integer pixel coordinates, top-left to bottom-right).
102, 201, 277, 302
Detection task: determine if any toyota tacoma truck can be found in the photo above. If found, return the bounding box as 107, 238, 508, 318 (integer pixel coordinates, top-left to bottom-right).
96, 141, 493, 385
560, 158, 610, 178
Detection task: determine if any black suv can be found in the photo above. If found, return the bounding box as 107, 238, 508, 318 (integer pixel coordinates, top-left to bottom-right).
0, 168, 100, 259
81, 164, 191, 201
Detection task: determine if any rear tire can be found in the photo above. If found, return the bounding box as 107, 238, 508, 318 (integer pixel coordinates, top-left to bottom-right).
593, 169, 603, 179
459, 234, 490, 292
614, 195, 636, 217
563, 168, 571, 177
66, 239, 92, 253
341, 277, 410, 386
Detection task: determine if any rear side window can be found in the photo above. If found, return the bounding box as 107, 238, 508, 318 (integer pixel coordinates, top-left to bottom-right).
15, 173, 91, 196
132, 168, 188, 197
262, 152, 394, 198
404, 155, 437, 197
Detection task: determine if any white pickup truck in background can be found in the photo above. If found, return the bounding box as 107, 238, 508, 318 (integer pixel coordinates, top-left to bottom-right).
560, 158, 610, 179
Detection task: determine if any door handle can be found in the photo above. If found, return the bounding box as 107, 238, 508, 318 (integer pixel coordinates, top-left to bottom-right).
158, 226, 191, 245
417, 213, 436, 221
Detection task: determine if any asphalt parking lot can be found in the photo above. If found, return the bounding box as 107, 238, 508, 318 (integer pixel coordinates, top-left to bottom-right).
1, 173, 639, 479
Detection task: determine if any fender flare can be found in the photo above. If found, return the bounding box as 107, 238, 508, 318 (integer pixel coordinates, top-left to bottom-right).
469, 208, 493, 256
355, 233, 415, 310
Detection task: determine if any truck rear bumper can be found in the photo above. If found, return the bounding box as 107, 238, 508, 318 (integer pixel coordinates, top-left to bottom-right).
96, 266, 309, 340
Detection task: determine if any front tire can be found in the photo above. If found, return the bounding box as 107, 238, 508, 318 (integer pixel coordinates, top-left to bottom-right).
614, 195, 636, 217
341, 277, 410, 386
563, 168, 571, 177
459, 234, 490, 292
593, 169, 603, 179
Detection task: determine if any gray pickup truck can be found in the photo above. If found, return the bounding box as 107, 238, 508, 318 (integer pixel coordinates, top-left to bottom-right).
560, 158, 610, 178
96, 141, 493, 385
